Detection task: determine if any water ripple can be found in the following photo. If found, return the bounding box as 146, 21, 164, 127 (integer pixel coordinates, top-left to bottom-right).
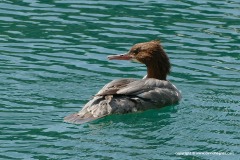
0, 0, 240, 159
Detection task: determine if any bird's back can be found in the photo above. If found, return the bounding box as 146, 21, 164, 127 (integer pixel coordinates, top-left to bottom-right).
64, 78, 181, 124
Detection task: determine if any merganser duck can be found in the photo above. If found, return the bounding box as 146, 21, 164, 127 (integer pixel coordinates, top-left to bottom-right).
64, 40, 181, 124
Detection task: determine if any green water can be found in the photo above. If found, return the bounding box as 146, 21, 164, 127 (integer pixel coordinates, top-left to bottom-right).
0, 0, 239, 160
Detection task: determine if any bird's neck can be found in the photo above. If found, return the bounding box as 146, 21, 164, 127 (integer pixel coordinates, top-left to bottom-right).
146, 61, 167, 80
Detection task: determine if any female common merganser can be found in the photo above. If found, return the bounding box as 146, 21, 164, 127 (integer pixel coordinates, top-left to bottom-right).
64, 40, 181, 124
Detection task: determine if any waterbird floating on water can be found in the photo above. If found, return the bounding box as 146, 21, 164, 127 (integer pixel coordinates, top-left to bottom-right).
64, 40, 181, 124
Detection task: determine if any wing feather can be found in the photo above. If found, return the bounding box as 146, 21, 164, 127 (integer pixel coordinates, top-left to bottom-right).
117, 78, 174, 95
96, 78, 136, 96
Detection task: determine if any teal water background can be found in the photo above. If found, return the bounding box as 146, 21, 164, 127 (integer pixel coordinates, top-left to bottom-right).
0, 0, 239, 159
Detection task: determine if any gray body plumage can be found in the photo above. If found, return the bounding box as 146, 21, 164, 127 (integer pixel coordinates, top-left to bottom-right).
64, 78, 181, 124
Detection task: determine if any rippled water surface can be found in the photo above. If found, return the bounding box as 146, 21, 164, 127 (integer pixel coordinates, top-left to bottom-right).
0, 0, 239, 159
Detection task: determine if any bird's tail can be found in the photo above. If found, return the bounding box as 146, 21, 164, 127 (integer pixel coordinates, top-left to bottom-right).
64, 112, 101, 124
64, 96, 111, 124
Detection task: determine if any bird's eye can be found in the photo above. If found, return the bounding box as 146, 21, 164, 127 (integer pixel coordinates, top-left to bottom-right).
133, 48, 140, 54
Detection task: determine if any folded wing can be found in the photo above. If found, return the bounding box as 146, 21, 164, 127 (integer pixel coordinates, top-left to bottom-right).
64, 78, 181, 124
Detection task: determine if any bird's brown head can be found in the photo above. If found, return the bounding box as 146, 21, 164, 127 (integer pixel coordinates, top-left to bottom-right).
108, 40, 171, 80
